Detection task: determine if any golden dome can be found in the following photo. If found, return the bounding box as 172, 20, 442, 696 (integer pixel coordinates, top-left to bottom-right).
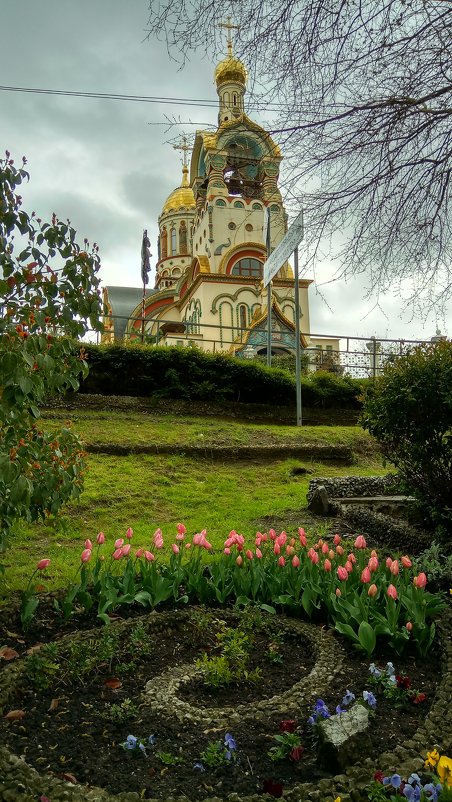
162, 165, 195, 214
214, 55, 247, 88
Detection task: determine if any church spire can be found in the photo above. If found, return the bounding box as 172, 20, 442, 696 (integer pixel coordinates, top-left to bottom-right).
214, 18, 247, 124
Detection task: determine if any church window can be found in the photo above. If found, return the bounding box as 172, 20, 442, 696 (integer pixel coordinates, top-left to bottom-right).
270, 204, 279, 212
161, 227, 168, 259
215, 199, 226, 207
233, 93, 237, 106
179, 221, 188, 254
252, 202, 262, 210
224, 91, 230, 105
231, 258, 263, 278
170, 227, 177, 255
234, 200, 245, 209
238, 304, 247, 332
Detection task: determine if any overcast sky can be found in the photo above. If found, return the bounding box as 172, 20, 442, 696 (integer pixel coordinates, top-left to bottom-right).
1, 0, 450, 343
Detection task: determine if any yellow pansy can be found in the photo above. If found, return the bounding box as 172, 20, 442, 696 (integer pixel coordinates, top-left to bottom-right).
425, 748, 440, 768
334, 798, 341, 802
437, 755, 452, 786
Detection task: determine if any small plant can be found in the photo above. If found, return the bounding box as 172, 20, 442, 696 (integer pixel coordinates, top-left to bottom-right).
121, 734, 155, 756
368, 662, 426, 706
156, 751, 183, 766
363, 750, 452, 802
268, 721, 304, 762
199, 733, 238, 768
20, 559, 52, 631
25, 644, 59, 691
266, 631, 285, 664
104, 698, 138, 724
129, 622, 153, 657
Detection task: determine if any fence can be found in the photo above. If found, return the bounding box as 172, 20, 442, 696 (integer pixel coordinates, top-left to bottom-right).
92, 313, 442, 379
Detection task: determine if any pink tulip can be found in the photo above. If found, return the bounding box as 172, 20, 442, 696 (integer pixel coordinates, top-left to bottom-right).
354, 535, 367, 549
135, 548, 144, 558
336, 545, 344, 556
323, 559, 332, 572
292, 554, 300, 568
96, 532, 105, 545
368, 583, 378, 597
405, 621, 413, 632
37, 558, 51, 571
298, 529, 307, 547
153, 528, 164, 547
126, 527, 133, 540
246, 549, 253, 560
276, 531, 287, 546
256, 548, 263, 559
202, 539, 212, 550
261, 533, 268, 542
176, 533, 185, 541
185, 542, 191, 549
122, 544, 131, 557
386, 556, 393, 568
401, 555, 412, 568
390, 559, 399, 576
278, 556, 286, 567
144, 551, 155, 562
308, 548, 319, 565
224, 547, 231, 555
387, 584, 398, 600
236, 555, 243, 566
333, 534, 341, 545
290, 537, 296, 547
84, 539, 93, 550
286, 545, 295, 557
115, 538, 124, 549
176, 523, 186, 536
344, 560, 353, 573
321, 542, 329, 555
337, 566, 348, 581
335, 587, 341, 597
370, 549, 378, 558
318, 538, 324, 546
368, 556, 379, 572
328, 549, 335, 560
269, 528, 276, 540
274, 542, 281, 556
112, 547, 123, 560
361, 566, 371, 583
413, 572, 427, 589
347, 552, 357, 565
81, 548, 92, 563
171, 543, 180, 555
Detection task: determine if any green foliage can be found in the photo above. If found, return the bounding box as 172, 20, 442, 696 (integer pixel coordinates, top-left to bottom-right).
24, 644, 59, 690
195, 622, 261, 687
361, 341, 452, 535
413, 542, 452, 593
156, 751, 183, 766
268, 731, 304, 762
0, 152, 103, 554
79, 343, 365, 409
104, 698, 139, 723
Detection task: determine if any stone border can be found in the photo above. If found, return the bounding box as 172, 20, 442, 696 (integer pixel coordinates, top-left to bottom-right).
0, 608, 451, 802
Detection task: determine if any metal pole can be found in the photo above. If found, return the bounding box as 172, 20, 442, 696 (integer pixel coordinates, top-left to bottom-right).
294, 246, 302, 427
266, 209, 272, 367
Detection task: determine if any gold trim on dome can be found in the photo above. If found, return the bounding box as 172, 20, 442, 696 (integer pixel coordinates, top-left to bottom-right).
214, 56, 247, 87
162, 165, 196, 214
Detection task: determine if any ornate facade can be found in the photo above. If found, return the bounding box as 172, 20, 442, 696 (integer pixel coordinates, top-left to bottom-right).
102, 42, 337, 360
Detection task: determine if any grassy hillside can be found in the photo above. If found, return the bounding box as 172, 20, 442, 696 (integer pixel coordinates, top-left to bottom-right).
2, 409, 386, 592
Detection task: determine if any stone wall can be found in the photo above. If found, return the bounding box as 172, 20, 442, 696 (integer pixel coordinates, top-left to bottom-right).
307, 475, 402, 505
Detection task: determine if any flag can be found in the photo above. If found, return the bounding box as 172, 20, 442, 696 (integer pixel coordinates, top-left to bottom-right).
141, 229, 151, 286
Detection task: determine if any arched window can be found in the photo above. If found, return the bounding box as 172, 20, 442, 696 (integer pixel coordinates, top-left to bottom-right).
179, 221, 188, 254
170, 227, 177, 255
231, 258, 263, 278
215, 199, 226, 207
252, 202, 262, 211
234, 200, 245, 209
161, 227, 168, 259
238, 304, 247, 333
233, 93, 237, 106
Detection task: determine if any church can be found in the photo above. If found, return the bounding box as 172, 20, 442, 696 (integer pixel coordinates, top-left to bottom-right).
102, 30, 338, 364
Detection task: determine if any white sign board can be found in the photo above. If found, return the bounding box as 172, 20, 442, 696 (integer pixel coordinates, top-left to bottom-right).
263, 209, 304, 287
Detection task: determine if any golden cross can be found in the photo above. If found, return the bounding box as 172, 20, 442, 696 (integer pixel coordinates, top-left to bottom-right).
219, 17, 239, 56
173, 135, 191, 168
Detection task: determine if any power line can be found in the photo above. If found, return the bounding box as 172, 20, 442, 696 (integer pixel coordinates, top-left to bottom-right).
0, 83, 291, 113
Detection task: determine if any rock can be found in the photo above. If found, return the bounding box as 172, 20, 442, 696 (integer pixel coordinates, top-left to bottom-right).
317, 705, 371, 772
308, 485, 330, 515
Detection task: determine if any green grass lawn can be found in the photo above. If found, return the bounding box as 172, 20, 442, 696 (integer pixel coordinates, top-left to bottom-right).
1, 410, 387, 594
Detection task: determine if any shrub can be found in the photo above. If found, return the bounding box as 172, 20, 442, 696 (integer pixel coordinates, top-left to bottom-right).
361, 341, 452, 535
79, 343, 365, 409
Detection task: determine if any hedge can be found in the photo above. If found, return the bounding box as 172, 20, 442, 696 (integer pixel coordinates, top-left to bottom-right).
79, 344, 366, 409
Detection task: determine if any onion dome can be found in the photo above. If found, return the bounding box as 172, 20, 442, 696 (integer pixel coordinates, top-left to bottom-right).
214, 55, 247, 88
162, 165, 195, 214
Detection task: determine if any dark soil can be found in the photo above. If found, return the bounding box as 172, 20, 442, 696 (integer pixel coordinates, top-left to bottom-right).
0, 601, 440, 800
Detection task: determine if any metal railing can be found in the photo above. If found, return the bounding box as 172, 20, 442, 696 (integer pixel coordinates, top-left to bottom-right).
90, 314, 441, 379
